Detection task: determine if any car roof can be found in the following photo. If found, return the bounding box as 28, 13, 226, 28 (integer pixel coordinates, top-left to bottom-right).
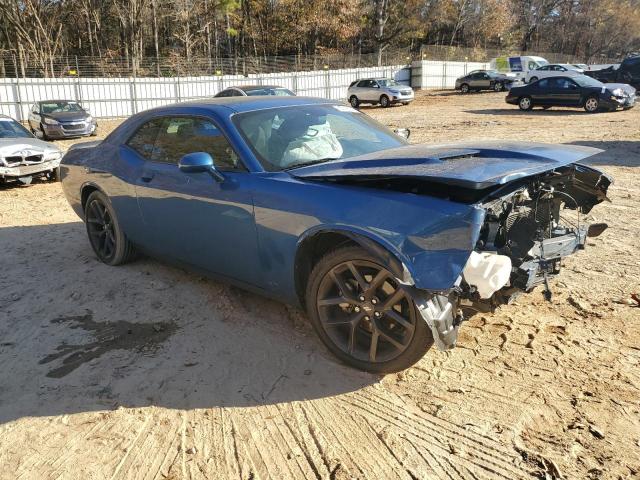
169, 95, 338, 113
226, 85, 288, 91
38, 99, 78, 104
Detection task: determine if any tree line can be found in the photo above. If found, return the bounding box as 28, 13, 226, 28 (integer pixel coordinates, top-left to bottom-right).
1, 0, 639, 76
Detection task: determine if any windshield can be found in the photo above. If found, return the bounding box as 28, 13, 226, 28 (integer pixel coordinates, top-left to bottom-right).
573, 75, 604, 88
233, 104, 408, 171
245, 88, 295, 96
40, 101, 83, 114
0, 118, 33, 139
377, 79, 401, 87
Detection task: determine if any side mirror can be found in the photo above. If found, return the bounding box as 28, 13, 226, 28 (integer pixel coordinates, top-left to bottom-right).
178, 152, 224, 182
394, 128, 411, 140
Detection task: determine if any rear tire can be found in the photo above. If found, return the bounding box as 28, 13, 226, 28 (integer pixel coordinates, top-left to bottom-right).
379, 95, 390, 108
518, 96, 533, 111
84, 190, 136, 266
305, 245, 433, 373
584, 96, 600, 113
349, 96, 360, 108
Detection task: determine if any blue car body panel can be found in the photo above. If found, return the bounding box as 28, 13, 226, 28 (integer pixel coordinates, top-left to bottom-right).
60, 97, 603, 306
288, 142, 602, 189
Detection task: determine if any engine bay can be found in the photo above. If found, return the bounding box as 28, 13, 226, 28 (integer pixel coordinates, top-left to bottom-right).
467, 164, 610, 303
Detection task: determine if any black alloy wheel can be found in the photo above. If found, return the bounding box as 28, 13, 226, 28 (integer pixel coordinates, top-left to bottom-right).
306, 246, 433, 373
84, 190, 136, 266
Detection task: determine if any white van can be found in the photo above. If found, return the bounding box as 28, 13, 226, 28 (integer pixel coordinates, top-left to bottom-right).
489, 56, 549, 81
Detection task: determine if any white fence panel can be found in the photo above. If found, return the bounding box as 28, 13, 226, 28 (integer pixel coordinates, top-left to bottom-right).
0, 61, 469, 121
411, 60, 490, 89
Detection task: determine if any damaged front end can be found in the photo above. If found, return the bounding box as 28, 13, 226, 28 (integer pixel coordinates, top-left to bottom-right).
408, 163, 611, 351
459, 163, 611, 314
290, 142, 611, 352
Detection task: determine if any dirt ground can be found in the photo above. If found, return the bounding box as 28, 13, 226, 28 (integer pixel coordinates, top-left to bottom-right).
1, 91, 639, 480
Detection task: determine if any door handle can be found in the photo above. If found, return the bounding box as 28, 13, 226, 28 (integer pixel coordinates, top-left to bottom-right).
140, 172, 155, 183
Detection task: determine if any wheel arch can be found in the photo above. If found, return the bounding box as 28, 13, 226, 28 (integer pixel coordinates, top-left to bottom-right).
293, 226, 412, 306
80, 182, 106, 217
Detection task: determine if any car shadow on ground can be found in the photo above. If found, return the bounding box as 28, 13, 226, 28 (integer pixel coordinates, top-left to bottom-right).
0, 221, 378, 425
465, 108, 589, 116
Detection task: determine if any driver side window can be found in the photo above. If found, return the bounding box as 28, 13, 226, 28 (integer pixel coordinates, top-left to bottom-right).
128, 117, 244, 171
154, 117, 243, 171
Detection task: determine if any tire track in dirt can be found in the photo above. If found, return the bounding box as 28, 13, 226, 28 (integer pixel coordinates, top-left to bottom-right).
341, 390, 531, 479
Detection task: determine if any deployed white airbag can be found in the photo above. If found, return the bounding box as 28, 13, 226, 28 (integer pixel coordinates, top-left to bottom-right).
462, 252, 512, 299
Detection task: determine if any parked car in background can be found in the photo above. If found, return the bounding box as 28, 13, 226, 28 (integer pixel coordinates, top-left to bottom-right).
0, 115, 62, 184
28, 100, 97, 140
455, 70, 515, 93
214, 85, 295, 97
61, 96, 610, 372
585, 55, 640, 89
506, 75, 636, 112
489, 55, 549, 81
347, 78, 414, 108
524, 64, 583, 83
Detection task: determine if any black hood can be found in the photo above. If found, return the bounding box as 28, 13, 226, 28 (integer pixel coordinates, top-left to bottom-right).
42, 110, 89, 122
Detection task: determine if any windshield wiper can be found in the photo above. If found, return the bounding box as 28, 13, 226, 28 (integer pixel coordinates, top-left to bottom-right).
283, 157, 341, 171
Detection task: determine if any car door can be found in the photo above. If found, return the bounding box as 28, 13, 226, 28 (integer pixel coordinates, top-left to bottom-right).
479, 72, 493, 89
132, 115, 262, 286
548, 77, 581, 106
530, 78, 552, 104
363, 80, 380, 101
468, 72, 483, 89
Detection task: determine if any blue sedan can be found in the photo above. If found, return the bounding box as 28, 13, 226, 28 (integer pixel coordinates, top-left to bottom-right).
61, 96, 610, 372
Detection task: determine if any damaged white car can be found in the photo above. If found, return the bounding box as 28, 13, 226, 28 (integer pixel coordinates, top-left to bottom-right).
0, 115, 63, 185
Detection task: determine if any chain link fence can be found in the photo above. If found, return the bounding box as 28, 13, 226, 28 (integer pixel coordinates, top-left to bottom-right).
0, 49, 415, 79
0, 44, 621, 79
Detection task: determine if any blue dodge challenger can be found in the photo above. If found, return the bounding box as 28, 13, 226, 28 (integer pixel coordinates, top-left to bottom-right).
60, 96, 611, 372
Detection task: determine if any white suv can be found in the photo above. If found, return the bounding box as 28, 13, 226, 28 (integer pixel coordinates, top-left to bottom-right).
347, 78, 414, 108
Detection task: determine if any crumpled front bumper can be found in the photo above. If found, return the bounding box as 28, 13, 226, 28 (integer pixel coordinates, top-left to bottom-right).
0, 158, 61, 178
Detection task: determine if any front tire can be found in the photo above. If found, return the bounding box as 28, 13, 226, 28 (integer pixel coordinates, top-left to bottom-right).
379, 95, 390, 108
305, 246, 433, 373
49, 166, 61, 182
518, 96, 533, 111
349, 96, 360, 108
460, 83, 470, 94
84, 190, 136, 266
529, 76, 538, 83
494, 82, 504, 92
584, 96, 600, 113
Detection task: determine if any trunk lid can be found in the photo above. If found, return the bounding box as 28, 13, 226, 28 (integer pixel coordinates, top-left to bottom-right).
288, 142, 603, 190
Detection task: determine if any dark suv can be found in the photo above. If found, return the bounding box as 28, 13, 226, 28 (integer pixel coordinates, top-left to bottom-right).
586, 56, 640, 89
